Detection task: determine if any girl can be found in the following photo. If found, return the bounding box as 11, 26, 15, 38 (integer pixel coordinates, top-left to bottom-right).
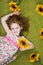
0, 11, 34, 65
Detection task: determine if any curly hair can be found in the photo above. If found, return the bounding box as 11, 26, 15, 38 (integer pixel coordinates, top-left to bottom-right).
6, 14, 29, 31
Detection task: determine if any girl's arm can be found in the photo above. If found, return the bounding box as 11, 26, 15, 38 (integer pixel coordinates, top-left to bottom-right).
1, 11, 20, 34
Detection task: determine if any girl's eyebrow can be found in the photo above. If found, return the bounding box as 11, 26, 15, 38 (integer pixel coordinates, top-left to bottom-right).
11, 26, 19, 29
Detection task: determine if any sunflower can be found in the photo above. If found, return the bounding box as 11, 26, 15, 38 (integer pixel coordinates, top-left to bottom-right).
40, 28, 43, 39
9, 1, 20, 12
17, 37, 30, 50
30, 53, 40, 62
36, 4, 43, 16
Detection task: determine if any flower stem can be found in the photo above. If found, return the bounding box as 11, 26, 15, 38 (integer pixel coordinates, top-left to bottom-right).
37, 60, 43, 65
13, 0, 21, 5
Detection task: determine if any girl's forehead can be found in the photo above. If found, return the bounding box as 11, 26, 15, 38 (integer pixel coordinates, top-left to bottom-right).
11, 23, 20, 28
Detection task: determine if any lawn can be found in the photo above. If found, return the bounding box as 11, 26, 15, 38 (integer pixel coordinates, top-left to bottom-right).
0, 0, 43, 65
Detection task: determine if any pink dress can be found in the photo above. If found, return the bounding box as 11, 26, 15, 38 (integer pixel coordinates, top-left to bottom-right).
0, 33, 19, 65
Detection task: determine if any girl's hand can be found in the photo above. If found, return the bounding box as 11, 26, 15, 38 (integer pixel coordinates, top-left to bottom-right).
14, 11, 21, 15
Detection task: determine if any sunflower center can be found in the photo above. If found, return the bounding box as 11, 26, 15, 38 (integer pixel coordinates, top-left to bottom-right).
21, 41, 26, 46
31, 54, 36, 58
11, 4, 16, 8
39, 7, 43, 12
41, 32, 43, 35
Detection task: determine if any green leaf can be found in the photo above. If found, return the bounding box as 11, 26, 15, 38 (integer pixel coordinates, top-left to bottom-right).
13, 0, 21, 5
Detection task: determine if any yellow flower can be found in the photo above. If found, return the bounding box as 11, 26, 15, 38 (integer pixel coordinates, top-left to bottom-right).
40, 28, 43, 39
17, 37, 30, 50
36, 4, 43, 16
30, 53, 40, 62
9, 1, 20, 12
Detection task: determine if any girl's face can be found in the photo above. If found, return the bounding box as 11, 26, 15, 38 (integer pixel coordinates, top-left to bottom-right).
10, 23, 22, 36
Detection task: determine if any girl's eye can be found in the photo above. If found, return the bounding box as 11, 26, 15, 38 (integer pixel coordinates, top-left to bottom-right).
11, 27, 19, 30
16, 27, 19, 29
11, 28, 14, 30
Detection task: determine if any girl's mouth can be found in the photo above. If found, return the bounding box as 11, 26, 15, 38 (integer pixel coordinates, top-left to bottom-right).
14, 31, 17, 33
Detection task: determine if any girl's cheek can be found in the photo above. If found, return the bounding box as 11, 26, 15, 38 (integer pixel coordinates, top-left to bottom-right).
17, 29, 20, 33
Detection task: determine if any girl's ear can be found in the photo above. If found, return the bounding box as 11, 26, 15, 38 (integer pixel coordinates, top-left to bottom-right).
20, 27, 23, 30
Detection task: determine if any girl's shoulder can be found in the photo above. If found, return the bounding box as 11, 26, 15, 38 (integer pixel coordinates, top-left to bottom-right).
6, 33, 13, 38
6, 33, 19, 42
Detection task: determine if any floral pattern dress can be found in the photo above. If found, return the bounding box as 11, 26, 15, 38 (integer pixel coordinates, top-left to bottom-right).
0, 33, 19, 65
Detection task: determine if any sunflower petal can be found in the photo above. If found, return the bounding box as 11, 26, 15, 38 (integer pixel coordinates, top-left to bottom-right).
36, 4, 43, 16
29, 53, 40, 62
30, 59, 35, 62
18, 37, 30, 50
9, 1, 20, 12
40, 28, 43, 39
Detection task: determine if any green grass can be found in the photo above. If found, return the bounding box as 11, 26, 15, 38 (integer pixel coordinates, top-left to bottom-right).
0, 0, 43, 65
